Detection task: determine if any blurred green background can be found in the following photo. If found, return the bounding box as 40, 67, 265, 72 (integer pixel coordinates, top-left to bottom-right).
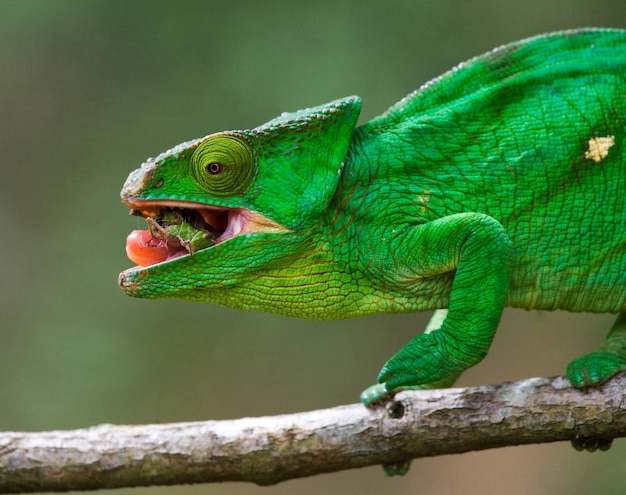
2, 1, 626, 494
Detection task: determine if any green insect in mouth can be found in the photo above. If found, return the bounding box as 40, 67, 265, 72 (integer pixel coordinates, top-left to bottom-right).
125, 207, 221, 266
146, 209, 217, 256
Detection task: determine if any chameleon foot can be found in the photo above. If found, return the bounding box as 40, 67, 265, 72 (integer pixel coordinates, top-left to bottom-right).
571, 435, 613, 452
382, 460, 411, 476
566, 352, 626, 388
360, 384, 412, 475
567, 350, 626, 452
360, 372, 463, 407
360, 383, 393, 407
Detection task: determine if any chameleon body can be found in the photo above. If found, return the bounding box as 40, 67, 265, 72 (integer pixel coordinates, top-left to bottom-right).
119, 29, 626, 410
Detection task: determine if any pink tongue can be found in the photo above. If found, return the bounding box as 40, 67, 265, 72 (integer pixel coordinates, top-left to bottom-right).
126, 230, 186, 267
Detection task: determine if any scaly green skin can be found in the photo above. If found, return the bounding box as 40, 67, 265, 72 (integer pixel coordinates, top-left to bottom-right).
119, 29, 626, 420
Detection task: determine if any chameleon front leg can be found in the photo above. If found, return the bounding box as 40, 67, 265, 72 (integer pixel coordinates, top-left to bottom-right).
360, 310, 462, 404
361, 213, 513, 406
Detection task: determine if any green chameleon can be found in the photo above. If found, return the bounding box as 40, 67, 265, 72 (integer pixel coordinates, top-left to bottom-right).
119, 29, 626, 421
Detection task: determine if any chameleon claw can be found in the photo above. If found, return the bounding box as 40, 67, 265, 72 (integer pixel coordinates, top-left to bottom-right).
382, 460, 412, 476
360, 383, 393, 407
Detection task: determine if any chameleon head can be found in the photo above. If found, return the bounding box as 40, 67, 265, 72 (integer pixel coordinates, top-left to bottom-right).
118, 96, 361, 314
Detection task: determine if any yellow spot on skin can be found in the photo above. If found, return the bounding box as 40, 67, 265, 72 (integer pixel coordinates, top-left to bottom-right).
417, 189, 432, 213
585, 135, 615, 162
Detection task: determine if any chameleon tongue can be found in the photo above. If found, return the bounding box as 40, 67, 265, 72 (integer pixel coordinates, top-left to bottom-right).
125, 230, 187, 267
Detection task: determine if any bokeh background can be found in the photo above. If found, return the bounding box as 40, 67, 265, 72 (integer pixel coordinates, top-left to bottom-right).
2, 1, 626, 494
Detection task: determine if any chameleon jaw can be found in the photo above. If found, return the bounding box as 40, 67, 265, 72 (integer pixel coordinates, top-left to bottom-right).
122, 199, 287, 268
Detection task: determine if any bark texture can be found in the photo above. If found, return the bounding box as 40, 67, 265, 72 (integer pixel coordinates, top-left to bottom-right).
0, 375, 625, 492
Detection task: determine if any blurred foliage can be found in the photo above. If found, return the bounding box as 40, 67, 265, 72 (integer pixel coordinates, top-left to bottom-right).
1, 1, 626, 494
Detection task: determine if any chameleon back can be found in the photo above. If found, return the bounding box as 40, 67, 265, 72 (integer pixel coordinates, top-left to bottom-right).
347, 28, 626, 313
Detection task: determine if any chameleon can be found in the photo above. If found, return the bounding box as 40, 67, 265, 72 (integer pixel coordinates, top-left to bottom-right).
119, 29, 626, 423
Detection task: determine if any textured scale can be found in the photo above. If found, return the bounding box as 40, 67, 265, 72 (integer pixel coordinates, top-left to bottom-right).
119, 30, 626, 449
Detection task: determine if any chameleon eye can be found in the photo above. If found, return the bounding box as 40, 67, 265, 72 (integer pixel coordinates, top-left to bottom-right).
206, 162, 224, 175
191, 134, 256, 196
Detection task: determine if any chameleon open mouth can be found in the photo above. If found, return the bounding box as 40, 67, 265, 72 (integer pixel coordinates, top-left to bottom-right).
124, 200, 286, 268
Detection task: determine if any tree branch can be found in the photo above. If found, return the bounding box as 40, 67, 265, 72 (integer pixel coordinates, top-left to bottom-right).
1, 374, 625, 493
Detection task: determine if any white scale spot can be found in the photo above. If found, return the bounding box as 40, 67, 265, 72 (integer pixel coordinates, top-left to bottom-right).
584, 135, 615, 162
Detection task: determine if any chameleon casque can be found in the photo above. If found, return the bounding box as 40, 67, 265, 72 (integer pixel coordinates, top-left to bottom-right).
119, 29, 626, 417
